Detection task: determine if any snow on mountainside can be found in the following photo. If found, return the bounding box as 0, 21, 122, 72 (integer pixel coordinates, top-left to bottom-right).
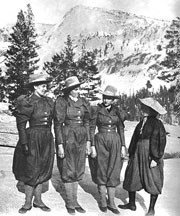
0, 5, 175, 95
35, 5, 173, 95
38, 5, 170, 61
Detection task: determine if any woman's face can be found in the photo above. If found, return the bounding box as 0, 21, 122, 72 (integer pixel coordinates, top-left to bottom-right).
140, 104, 150, 116
34, 83, 47, 96
140, 103, 158, 117
103, 97, 114, 107
70, 87, 80, 98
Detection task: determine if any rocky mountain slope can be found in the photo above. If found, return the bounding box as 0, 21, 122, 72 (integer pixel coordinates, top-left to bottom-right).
0, 5, 175, 95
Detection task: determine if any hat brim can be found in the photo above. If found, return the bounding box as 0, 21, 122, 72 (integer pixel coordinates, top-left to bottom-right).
25, 80, 51, 88
62, 82, 83, 92
99, 90, 120, 99
139, 98, 167, 115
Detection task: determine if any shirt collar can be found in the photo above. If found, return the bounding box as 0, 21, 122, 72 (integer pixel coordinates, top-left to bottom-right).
69, 95, 78, 102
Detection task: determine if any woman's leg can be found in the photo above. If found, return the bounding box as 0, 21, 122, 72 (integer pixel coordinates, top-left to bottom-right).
118, 191, 136, 211
146, 194, 158, 216
107, 186, 120, 214
33, 184, 43, 205
64, 182, 75, 214
18, 184, 34, 213
73, 181, 86, 213
33, 183, 51, 211
98, 185, 107, 207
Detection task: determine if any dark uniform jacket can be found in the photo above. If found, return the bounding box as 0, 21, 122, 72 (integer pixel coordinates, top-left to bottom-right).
128, 116, 166, 162
90, 103, 127, 146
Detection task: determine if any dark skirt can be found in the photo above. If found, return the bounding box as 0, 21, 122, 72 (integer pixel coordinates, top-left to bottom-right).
13, 127, 55, 189
123, 139, 164, 194
56, 125, 87, 183
89, 131, 122, 187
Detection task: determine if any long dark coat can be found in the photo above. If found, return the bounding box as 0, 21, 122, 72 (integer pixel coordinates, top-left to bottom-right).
54, 96, 90, 183
12, 94, 55, 189
89, 103, 126, 187
123, 116, 166, 194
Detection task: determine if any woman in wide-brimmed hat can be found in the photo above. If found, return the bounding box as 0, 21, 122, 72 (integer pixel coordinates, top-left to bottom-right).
25, 73, 52, 88
88, 85, 127, 214
13, 73, 55, 214
118, 97, 167, 216
54, 76, 91, 214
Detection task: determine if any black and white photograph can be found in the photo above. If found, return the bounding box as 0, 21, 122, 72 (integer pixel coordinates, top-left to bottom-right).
0, 0, 180, 216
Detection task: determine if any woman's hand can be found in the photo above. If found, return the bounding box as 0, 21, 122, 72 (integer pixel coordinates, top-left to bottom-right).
58, 144, 64, 158
86, 141, 91, 156
91, 146, 97, 158
150, 159, 157, 168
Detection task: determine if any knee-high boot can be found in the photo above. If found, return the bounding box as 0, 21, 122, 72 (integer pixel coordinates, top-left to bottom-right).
24, 184, 34, 208
72, 182, 79, 207
64, 182, 74, 209
107, 187, 120, 214
34, 184, 45, 205
73, 182, 86, 213
33, 183, 51, 211
146, 194, 158, 216
129, 191, 136, 207
18, 184, 34, 213
98, 185, 107, 208
118, 191, 136, 211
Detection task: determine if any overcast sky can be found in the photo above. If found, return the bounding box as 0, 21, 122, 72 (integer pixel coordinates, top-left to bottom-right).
0, 0, 179, 27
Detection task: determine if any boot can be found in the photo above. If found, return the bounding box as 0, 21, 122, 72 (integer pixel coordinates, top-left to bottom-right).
64, 182, 75, 215
18, 184, 34, 213
33, 184, 51, 212
73, 182, 86, 213
107, 187, 120, 214
146, 194, 158, 216
98, 185, 107, 212
118, 191, 136, 211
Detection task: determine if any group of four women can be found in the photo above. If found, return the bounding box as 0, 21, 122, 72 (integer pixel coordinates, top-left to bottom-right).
12, 73, 167, 216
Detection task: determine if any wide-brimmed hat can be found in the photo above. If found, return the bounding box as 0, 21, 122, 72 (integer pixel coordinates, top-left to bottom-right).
99, 85, 120, 99
25, 73, 51, 88
139, 97, 167, 115
62, 76, 83, 92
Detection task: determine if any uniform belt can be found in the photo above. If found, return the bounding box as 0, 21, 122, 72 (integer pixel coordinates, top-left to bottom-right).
98, 128, 116, 133
30, 123, 51, 128
65, 120, 83, 126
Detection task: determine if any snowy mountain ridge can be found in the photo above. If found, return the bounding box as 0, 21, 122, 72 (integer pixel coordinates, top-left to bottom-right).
0, 5, 175, 95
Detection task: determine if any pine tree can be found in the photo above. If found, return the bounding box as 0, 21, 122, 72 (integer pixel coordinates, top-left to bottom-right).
0, 4, 40, 113
44, 35, 77, 95
77, 50, 98, 80
160, 17, 180, 80
77, 49, 99, 101
0, 68, 5, 101
160, 17, 180, 116
44, 35, 99, 98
